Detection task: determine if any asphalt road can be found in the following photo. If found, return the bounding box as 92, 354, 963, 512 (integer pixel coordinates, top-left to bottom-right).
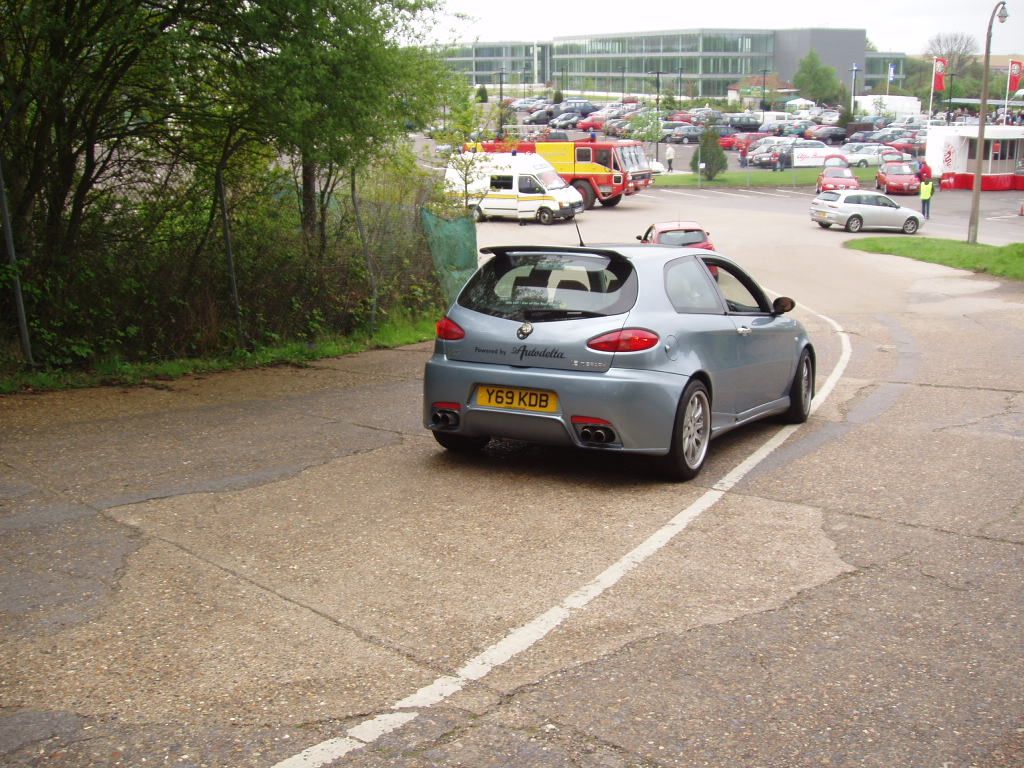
1, 185, 1022, 768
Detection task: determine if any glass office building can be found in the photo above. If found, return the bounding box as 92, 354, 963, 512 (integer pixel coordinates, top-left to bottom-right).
444, 29, 905, 101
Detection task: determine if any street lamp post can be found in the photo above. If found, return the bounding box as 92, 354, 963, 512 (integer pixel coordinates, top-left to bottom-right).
968, 0, 1009, 244
677, 67, 683, 101
849, 64, 860, 113
760, 68, 770, 111
523, 64, 528, 99
648, 69, 667, 112
497, 68, 506, 137
947, 72, 957, 115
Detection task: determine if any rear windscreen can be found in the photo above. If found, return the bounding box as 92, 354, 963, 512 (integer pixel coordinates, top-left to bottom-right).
458, 251, 637, 321
659, 230, 708, 247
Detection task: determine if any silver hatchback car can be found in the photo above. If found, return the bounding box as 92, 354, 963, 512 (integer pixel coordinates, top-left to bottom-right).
423, 245, 815, 481
810, 190, 924, 234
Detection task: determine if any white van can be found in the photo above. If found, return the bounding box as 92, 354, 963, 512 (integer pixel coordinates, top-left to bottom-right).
444, 152, 584, 225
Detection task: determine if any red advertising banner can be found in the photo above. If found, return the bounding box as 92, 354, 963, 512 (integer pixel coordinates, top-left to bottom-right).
933, 57, 948, 92
1010, 60, 1023, 93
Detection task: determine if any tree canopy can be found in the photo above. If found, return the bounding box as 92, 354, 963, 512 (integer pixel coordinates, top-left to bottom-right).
0, 0, 451, 367
793, 51, 842, 104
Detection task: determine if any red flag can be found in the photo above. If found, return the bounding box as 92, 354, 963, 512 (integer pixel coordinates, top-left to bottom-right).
933, 58, 947, 92
1010, 60, 1023, 92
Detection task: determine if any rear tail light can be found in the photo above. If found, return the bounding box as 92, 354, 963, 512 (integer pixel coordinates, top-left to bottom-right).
588, 328, 659, 352
436, 317, 465, 340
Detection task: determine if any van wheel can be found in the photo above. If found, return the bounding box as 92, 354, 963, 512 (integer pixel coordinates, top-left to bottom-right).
471, 206, 485, 222
537, 208, 554, 225
572, 181, 595, 209
599, 195, 622, 207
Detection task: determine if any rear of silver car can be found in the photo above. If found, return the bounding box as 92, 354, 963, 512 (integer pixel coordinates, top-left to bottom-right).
423, 247, 685, 454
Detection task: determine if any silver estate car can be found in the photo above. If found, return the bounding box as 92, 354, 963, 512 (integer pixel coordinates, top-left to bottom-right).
423, 245, 815, 481
810, 190, 924, 234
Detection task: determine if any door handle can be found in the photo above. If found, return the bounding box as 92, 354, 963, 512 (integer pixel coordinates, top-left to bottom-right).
736, 326, 752, 336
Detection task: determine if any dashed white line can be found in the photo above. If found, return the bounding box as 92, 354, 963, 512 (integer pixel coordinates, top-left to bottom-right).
273, 304, 852, 768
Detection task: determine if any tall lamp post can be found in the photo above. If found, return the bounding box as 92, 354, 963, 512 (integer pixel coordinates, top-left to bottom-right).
947, 72, 958, 115
760, 68, 770, 111
968, 0, 1009, 244
522, 64, 528, 99
497, 68, 506, 137
648, 69, 667, 112
621, 66, 627, 100
849, 63, 860, 113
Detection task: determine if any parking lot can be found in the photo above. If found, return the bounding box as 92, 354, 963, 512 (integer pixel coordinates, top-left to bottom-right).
2, 181, 1023, 767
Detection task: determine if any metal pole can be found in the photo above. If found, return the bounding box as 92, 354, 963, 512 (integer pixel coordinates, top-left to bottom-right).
849, 64, 859, 113
968, 1, 1009, 244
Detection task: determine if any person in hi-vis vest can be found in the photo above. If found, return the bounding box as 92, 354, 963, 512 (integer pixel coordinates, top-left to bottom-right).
919, 178, 934, 220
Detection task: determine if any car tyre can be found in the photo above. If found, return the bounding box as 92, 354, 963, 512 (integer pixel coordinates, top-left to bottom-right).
471, 205, 485, 222
857, 160, 868, 168
902, 217, 919, 234
662, 380, 711, 482
845, 215, 863, 233
599, 195, 622, 207
537, 207, 555, 225
783, 349, 814, 423
817, 221, 832, 229
433, 430, 489, 452
682, 137, 690, 144
572, 181, 595, 210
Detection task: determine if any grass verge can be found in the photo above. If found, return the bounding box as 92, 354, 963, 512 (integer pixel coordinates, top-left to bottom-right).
0, 314, 439, 395
844, 237, 1024, 282
652, 164, 877, 188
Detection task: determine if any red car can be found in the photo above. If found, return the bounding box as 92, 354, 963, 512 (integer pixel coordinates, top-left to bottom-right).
885, 136, 927, 157
637, 221, 715, 249
875, 161, 921, 195
577, 113, 608, 132
816, 166, 861, 194
732, 131, 769, 151
637, 222, 718, 276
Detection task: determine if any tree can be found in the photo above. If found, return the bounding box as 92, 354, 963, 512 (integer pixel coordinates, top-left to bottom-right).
629, 111, 664, 145
690, 128, 727, 181
793, 51, 842, 104
476, 84, 489, 103
926, 33, 978, 79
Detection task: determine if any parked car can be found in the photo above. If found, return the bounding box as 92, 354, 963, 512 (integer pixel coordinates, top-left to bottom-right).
636, 221, 716, 250
577, 113, 608, 132
875, 161, 921, 195
809, 125, 848, 145
843, 144, 907, 167
885, 136, 927, 157
603, 119, 630, 137
779, 139, 831, 167
667, 125, 705, 144
749, 143, 786, 168
549, 112, 581, 129
732, 131, 769, 151
809, 190, 924, 234
815, 166, 861, 193
423, 244, 815, 481
523, 110, 552, 126
713, 125, 741, 148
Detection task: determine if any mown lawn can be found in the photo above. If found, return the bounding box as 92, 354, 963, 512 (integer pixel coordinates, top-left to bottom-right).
845, 237, 1024, 282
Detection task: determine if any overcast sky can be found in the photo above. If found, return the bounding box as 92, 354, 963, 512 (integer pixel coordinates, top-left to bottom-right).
432, 0, 1020, 57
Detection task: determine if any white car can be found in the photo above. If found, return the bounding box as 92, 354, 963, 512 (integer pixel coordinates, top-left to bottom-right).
809, 190, 924, 234
842, 144, 908, 167
786, 139, 831, 167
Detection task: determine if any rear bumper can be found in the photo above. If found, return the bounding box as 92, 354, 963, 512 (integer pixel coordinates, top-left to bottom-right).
423, 356, 687, 453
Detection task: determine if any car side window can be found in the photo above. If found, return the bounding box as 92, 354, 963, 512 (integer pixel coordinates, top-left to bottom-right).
518, 176, 541, 194
879, 196, 898, 208
708, 261, 768, 313
576, 147, 592, 163
664, 258, 722, 314
490, 175, 513, 191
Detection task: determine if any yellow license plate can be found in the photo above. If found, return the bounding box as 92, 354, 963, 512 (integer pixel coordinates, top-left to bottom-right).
476, 385, 559, 413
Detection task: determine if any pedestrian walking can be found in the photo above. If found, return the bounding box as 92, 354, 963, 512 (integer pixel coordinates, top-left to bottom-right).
665, 144, 675, 172
919, 178, 934, 219
739, 144, 748, 168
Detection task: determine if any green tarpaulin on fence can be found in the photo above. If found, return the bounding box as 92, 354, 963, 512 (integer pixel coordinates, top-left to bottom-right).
420, 209, 478, 304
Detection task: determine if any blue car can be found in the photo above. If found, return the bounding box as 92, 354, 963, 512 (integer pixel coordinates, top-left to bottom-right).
423, 245, 815, 480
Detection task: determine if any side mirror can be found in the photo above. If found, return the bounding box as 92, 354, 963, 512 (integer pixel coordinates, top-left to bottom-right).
773, 296, 796, 315
636, 234, 642, 241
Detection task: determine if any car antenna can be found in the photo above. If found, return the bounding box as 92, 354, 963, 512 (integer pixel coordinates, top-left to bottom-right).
573, 216, 586, 247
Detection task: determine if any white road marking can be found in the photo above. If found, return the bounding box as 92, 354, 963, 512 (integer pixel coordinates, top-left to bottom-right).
273, 306, 852, 768
745, 189, 790, 197
704, 189, 750, 198
660, 189, 710, 198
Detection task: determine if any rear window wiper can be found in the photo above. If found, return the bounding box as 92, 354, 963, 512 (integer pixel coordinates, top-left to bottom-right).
522, 308, 604, 320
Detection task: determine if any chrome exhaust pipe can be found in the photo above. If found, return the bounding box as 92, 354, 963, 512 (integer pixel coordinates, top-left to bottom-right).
431, 409, 460, 428
591, 428, 606, 443
580, 427, 593, 442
